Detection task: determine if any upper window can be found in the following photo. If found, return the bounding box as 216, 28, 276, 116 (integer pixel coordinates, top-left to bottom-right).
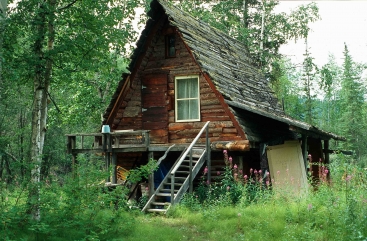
165, 34, 176, 58
175, 76, 200, 122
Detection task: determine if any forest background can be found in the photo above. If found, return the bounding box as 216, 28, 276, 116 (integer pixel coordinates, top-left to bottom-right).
0, 0, 366, 239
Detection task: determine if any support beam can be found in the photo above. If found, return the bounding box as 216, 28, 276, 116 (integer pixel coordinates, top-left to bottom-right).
112, 152, 117, 184
301, 135, 308, 171
211, 140, 250, 151
148, 152, 154, 198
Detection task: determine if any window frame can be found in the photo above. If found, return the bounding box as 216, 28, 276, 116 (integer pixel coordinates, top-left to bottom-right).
165, 34, 176, 58
175, 75, 201, 122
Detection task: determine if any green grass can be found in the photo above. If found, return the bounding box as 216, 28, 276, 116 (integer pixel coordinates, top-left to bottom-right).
1, 154, 366, 240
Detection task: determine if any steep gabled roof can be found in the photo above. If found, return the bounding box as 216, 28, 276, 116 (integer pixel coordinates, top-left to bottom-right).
103, 0, 344, 141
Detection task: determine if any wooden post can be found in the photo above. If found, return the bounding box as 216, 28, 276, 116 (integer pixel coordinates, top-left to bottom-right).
189, 149, 193, 193
324, 140, 330, 165
301, 135, 308, 171
112, 152, 117, 184
103, 133, 111, 182
206, 125, 211, 183
68, 136, 78, 179
148, 152, 154, 198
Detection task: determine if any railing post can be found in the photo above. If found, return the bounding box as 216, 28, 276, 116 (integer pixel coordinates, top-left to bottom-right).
206, 124, 211, 183
189, 149, 193, 194
171, 173, 175, 204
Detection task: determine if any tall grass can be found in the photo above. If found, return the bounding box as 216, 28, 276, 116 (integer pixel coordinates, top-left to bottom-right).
1, 153, 366, 241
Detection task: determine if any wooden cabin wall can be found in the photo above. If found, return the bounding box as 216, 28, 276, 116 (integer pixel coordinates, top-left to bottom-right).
113, 17, 244, 145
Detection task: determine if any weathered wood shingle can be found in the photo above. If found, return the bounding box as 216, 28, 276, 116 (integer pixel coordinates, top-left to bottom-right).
103, 0, 344, 142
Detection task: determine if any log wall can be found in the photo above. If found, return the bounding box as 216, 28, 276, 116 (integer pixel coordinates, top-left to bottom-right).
114, 17, 245, 144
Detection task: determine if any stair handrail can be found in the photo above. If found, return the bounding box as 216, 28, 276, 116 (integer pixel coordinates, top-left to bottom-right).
170, 121, 210, 203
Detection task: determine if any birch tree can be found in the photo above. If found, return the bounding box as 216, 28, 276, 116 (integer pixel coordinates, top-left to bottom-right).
3, 0, 140, 220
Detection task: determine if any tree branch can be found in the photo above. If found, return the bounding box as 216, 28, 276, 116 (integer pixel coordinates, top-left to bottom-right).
58, 0, 78, 11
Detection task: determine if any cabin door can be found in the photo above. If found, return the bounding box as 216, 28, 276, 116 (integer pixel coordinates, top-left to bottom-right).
142, 74, 168, 144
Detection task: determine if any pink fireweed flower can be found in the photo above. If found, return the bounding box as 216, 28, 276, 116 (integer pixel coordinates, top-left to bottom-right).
226, 186, 230, 191
258, 170, 262, 174
250, 168, 253, 174
254, 169, 258, 174
204, 166, 208, 175
206, 180, 210, 185
239, 170, 243, 174
234, 164, 238, 169
346, 175, 352, 182
324, 169, 329, 174
217, 171, 221, 176
223, 150, 227, 154
277, 170, 280, 175
266, 180, 270, 186
229, 157, 232, 163
244, 175, 248, 180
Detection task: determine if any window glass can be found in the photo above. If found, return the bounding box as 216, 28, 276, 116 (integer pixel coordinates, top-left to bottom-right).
175, 76, 200, 122
166, 35, 175, 57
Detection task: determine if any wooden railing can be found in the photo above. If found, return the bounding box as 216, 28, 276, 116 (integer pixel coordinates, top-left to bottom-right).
66, 130, 150, 153
170, 121, 211, 204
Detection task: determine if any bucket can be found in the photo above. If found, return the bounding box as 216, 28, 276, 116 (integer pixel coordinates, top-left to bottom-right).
101, 125, 110, 133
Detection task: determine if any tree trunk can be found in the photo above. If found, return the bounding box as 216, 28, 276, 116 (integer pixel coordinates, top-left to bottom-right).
0, 0, 6, 101
28, 0, 55, 221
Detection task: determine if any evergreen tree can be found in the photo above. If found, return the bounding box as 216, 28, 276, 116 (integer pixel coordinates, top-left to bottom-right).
339, 44, 366, 163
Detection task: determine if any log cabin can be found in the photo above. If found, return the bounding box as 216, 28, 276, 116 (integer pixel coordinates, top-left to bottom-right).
67, 0, 344, 213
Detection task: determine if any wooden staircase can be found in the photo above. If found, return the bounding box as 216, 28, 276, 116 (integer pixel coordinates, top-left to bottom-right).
142, 122, 210, 214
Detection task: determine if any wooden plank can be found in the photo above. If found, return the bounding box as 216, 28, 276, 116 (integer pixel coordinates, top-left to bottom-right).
142, 94, 167, 107
142, 121, 167, 130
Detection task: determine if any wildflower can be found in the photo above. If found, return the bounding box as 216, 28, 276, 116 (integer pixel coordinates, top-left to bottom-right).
229, 157, 232, 163
324, 169, 329, 174
206, 180, 210, 185
266, 180, 270, 186
234, 164, 237, 169
345, 175, 352, 182
239, 170, 243, 174
276, 170, 280, 175
250, 168, 253, 174
226, 186, 230, 191
217, 171, 221, 176
244, 175, 248, 180
258, 170, 262, 175
308, 204, 313, 210
223, 150, 227, 154
204, 166, 208, 175
254, 169, 258, 174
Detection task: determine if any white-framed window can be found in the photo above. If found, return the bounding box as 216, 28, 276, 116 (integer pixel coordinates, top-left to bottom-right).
175, 75, 200, 122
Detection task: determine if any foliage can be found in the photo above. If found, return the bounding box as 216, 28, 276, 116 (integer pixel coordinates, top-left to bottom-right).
173, 0, 320, 75
0, 155, 137, 240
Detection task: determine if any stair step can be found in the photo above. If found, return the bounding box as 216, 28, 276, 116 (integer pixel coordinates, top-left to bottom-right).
156, 193, 175, 197
176, 170, 190, 174
163, 182, 183, 186
167, 176, 186, 180
147, 209, 168, 213
182, 159, 199, 163
151, 202, 171, 206
160, 188, 178, 193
